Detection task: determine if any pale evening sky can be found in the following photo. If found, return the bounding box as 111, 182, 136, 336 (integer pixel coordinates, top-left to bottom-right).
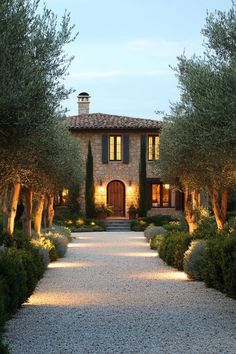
43, 0, 232, 119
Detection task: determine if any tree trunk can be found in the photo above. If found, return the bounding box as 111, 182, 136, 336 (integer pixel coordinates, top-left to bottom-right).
1, 186, 9, 233
211, 187, 228, 230
6, 183, 21, 235
47, 194, 54, 228
184, 187, 199, 234
34, 194, 45, 236
22, 187, 33, 239
42, 195, 49, 229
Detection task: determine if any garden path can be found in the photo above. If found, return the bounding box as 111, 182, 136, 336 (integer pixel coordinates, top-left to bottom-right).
4, 232, 236, 354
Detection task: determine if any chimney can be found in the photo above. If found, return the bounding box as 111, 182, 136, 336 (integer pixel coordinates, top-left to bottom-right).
77, 92, 90, 115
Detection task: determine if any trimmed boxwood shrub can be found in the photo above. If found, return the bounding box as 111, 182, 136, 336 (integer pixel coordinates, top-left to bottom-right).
130, 219, 147, 231
0, 245, 47, 353
150, 234, 165, 250
203, 233, 236, 298
158, 231, 192, 270
183, 240, 207, 280
44, 233, 68, 259
144, 214, 177, 226
144, 224, 167, 242
0, 247, 45, 314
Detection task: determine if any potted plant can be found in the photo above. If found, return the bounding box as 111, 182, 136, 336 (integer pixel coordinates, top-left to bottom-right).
128, 204, 137, 220
95, 204, 113, 219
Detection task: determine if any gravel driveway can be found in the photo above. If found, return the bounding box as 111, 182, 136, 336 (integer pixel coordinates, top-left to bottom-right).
4, 231, 236, 354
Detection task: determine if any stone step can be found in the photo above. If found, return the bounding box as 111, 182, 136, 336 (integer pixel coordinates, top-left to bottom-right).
105, 220, 131, 232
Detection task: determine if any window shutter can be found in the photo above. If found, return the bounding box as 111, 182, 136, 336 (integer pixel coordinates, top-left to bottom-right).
102, 135, 108, 164
175, 191, 184, 210
123, 135, 129, 164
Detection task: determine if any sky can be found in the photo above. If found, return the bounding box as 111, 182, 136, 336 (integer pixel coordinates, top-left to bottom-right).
42, 0, 232, 119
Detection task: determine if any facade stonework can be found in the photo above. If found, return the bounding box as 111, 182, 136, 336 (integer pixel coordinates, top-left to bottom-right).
72, 131, 151, 216
72, 129, 180, 217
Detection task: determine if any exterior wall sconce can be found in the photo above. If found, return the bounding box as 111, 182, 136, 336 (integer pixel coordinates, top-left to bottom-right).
164, 184, 170, 189
128, 180, 133, 193
99, 180, 103, 193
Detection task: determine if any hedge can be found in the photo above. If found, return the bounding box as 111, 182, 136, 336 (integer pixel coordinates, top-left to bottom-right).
203, 233, 236, 298
158, 231, 192, 270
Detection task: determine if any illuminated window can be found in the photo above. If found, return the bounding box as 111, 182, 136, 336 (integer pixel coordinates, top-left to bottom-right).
163, 184, 170, 206
148, 135, 159, 160
109, 135, 122, 161
151, 183, 170, 207
152, 184, 160, 207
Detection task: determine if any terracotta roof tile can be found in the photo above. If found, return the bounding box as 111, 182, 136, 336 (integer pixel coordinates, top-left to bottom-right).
69, 113, 162, 130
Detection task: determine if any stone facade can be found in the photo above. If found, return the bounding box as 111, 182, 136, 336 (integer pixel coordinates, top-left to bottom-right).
72, 130, 178, 217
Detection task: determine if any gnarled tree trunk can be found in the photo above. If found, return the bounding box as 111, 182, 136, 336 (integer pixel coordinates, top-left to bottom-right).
6, 183, 21, 235
42, 195, 48, 229
211, 187, 228, 230
22, 186, 33, 239
47, 194, 54, 228
184, 187, 200, 234
34, 194, 45, 236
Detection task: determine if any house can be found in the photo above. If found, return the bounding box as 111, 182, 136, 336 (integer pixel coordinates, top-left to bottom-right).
69, 92, 183, 218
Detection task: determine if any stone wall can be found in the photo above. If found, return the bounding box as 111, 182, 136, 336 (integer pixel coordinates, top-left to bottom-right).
147, 208, 181, 218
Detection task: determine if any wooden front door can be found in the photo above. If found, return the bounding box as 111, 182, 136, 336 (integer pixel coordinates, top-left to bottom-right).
107, 180, 125, 217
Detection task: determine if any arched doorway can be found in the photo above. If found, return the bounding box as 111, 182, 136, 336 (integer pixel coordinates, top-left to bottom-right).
107, 180, 125, 217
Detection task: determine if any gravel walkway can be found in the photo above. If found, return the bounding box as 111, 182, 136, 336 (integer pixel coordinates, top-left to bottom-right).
4, 231, 236, 354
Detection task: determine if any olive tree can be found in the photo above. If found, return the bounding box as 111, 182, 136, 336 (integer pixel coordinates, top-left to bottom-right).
159, 4, 236, 230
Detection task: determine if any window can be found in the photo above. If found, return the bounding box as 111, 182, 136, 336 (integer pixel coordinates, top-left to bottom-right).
148, 135, 159, 160
109, 135, 122, 161
151, 183, 170, 207
162, 184, 170, 206
152, 184, 160, 207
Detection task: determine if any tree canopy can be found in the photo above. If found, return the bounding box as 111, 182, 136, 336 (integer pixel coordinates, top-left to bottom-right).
0, 0, 82, 237
159, 3, 236, 230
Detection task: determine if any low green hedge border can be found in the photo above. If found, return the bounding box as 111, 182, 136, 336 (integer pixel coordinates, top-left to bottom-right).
0, 225, 72, 352
130, 215, 178, 231
0, 245, 46, 353
158, 231, 192, 270
150, 226, 236, 299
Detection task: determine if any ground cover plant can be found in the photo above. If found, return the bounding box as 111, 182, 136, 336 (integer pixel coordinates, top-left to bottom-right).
54, 207, 106, 232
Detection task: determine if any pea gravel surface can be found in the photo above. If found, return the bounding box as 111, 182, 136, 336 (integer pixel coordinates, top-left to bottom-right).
4, 232, 236, 354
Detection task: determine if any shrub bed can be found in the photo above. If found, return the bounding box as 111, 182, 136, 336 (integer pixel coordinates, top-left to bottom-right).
158, 231, 192, 270
130, 214, 177, 231
54, 212, 106, 232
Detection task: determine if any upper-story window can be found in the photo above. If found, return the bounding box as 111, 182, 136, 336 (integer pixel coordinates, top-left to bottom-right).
109, 135, 122, 161
148, 135, 159, 160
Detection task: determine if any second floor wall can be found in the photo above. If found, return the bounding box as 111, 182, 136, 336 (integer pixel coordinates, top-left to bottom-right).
72, 130, 159, 182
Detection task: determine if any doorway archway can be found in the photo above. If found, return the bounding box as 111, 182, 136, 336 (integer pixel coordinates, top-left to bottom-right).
107, 180, 125, 217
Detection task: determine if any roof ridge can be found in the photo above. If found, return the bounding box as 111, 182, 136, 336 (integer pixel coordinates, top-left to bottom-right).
69, 112, 162, 130
70, 112, 162, 123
